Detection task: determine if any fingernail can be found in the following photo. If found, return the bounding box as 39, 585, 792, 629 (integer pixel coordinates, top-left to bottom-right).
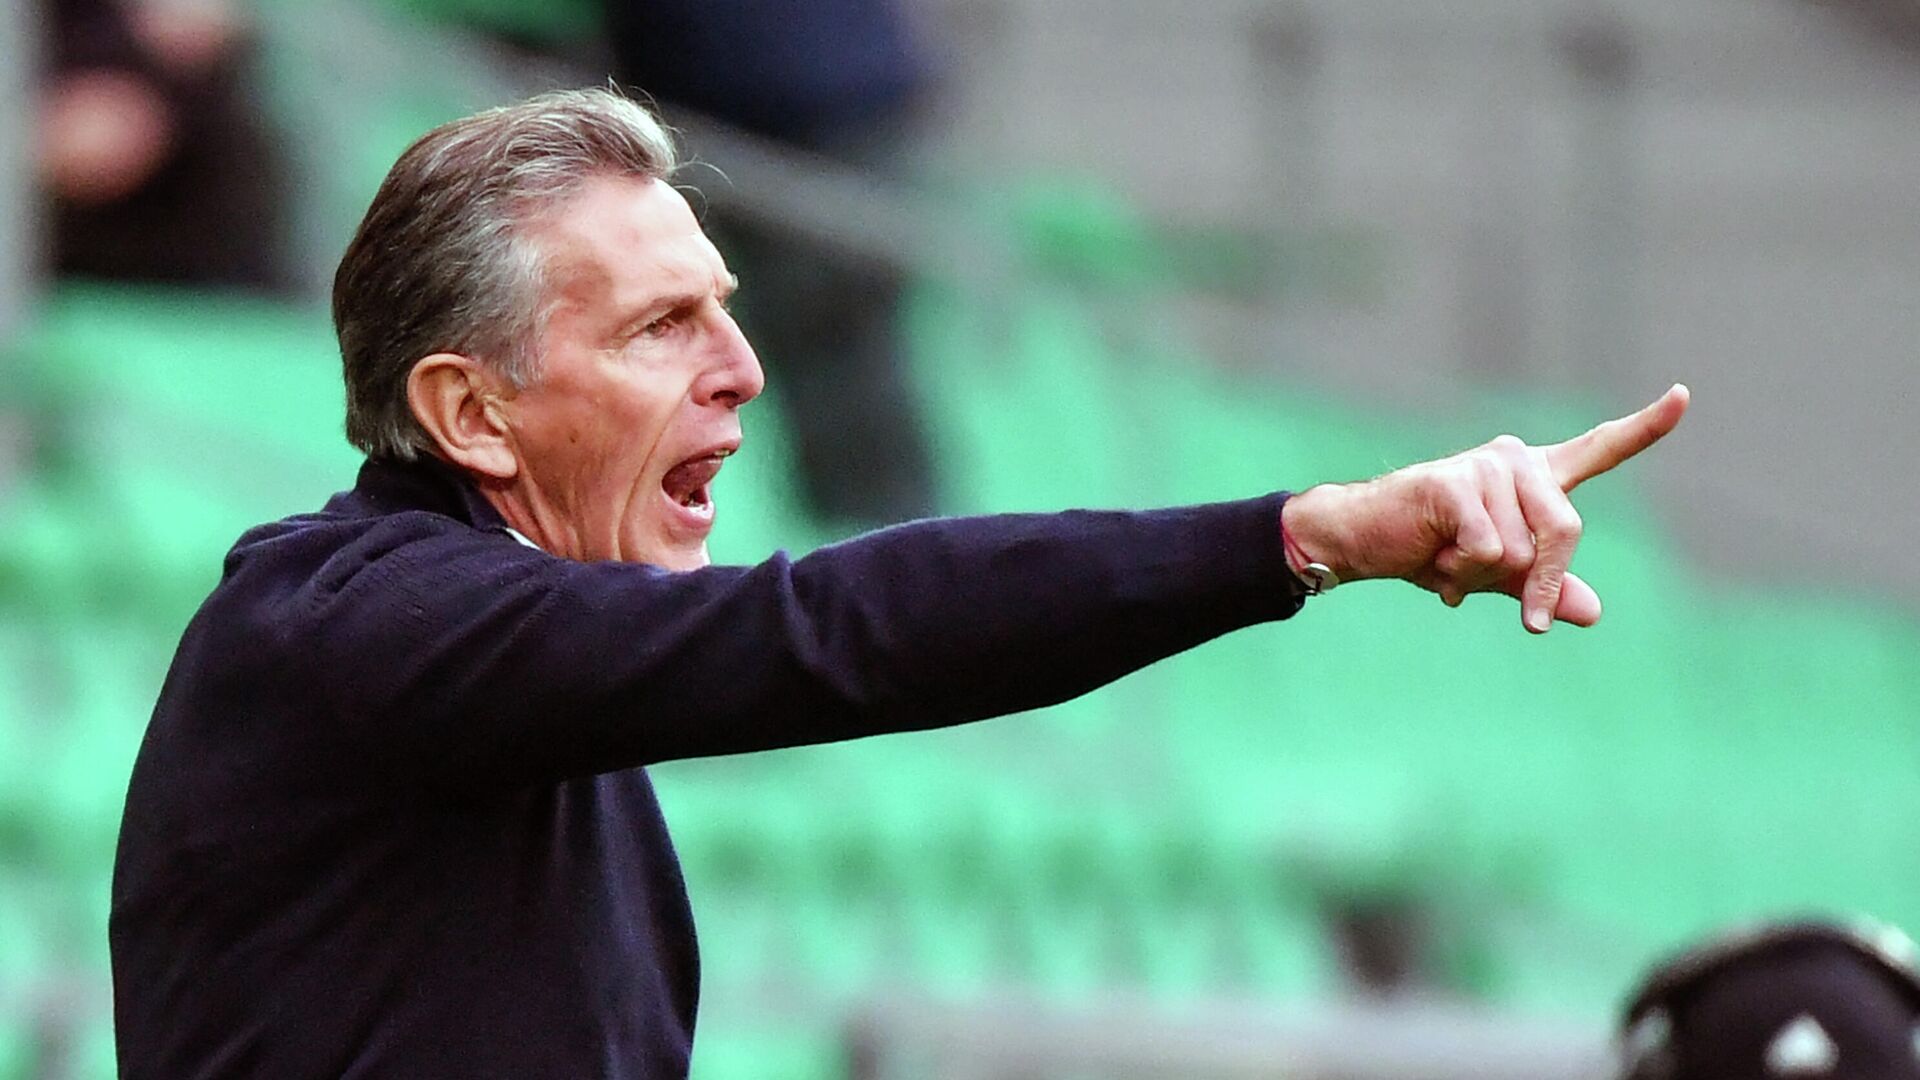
1527, 609, 1550, 633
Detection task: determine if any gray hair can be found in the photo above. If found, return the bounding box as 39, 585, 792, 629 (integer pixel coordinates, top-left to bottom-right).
333, 87, 679, 461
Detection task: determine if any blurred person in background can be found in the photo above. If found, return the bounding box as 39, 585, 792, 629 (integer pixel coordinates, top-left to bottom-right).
1619, 918, 1920, 1080
603, 0, 938, 526
39, 0, 290, 290
110, 88, 1688, 1078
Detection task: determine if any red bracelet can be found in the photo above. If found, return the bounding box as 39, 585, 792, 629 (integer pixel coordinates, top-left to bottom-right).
1281, 514, 1340, 596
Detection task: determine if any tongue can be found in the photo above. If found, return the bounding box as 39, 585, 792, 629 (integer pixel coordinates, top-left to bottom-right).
662, 455, 724, 503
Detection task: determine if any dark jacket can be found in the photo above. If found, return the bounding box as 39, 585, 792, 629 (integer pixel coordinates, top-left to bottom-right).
110, 456, 1302, 1078
605, 0, 926, 141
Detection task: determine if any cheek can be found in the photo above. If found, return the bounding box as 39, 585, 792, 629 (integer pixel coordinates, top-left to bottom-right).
608, 379, 688, 442
516, 369, 689, 484
577, 390, 686, 491
518, 406, 624, 486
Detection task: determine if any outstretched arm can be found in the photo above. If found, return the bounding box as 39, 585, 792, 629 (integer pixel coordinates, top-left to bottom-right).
292, 495, 1303, 788
1280, 384, 1690, 633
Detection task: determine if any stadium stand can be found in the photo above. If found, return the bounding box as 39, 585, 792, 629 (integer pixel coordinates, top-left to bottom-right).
3, 5, 1918, 1073
5, 242, 1914, 1078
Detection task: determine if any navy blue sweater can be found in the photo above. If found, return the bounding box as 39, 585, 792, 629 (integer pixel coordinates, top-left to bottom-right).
110, 457, 1304, 1078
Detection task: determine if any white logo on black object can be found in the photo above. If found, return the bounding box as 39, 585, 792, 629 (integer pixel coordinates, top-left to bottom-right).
1766, 1014, 1838, 1075
1625, 1009, 1671, 1069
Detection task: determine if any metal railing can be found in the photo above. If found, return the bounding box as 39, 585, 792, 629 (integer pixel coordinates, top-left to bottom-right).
848, 993, 1616, 1080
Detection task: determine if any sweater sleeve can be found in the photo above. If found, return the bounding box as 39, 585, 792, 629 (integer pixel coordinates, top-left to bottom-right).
280, 495, 1304, 790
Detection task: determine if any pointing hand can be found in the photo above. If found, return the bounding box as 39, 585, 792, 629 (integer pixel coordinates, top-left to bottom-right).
1280, 384, 1691, 632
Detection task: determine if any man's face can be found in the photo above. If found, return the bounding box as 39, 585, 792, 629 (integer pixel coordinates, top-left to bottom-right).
499, 175, 763, 569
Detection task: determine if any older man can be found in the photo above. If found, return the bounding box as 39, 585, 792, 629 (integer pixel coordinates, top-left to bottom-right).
110, 89, 1686, 1077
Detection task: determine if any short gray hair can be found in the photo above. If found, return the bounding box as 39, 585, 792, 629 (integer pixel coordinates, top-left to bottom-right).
333, 87, 679, 461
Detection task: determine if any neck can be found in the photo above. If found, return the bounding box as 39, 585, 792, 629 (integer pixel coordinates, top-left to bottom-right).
476, 476, 592, 561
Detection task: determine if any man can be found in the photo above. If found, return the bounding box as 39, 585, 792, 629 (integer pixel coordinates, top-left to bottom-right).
602, 0, 939, 523
42, 0, 290, 290
110, 88, 1687, 1077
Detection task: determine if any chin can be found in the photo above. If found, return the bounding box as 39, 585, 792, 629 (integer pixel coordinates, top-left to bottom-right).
630, 538, 710, 572
666, 546, 711, 572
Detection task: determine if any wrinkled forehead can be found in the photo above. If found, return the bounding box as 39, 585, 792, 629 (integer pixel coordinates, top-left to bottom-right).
532, 175, 728, 305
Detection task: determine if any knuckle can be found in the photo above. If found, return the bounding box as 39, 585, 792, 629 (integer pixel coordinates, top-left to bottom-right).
1469, 454, 1507, 488
1453, 529, 1498, 564
1500, 543, 1534, 574
1490, 433, 1527, 455
1440, 466, 1479, 502
1536, 505, 1583, 545
1558, 506, 1585, 538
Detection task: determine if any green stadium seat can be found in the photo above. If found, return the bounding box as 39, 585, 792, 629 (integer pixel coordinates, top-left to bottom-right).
0, 1029, 28, 1080
5, 166, 1919, 1080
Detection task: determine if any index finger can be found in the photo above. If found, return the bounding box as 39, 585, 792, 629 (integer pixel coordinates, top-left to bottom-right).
1546, 383, 1691, 491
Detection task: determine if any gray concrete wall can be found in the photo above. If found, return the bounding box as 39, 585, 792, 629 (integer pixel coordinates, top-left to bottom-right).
0, 0, 37, 500
908, 0, 1920, 606
0, 0, 36, 352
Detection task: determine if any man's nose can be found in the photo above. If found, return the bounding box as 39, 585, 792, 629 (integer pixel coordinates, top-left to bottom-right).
694, 314, 765, 409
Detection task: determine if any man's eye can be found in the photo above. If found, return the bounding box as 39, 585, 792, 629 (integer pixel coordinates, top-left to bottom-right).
640, 315, 678, 339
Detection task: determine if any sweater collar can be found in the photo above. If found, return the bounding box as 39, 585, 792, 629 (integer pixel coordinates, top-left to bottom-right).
346, 455, 513, 537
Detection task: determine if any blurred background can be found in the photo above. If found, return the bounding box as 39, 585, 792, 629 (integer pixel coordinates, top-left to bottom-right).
2, 0, 1919, 1076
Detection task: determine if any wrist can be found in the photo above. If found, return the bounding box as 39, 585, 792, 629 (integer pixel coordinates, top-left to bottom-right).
1280, 484, 1356, 586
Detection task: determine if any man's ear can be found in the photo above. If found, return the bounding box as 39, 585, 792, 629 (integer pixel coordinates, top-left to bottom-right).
405, 353, 519, 481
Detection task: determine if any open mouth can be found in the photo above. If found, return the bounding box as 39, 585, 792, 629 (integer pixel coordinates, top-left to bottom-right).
660, 446, 734, 521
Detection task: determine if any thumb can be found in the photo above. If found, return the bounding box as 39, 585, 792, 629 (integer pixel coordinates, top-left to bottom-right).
1494, 569, 1602, 628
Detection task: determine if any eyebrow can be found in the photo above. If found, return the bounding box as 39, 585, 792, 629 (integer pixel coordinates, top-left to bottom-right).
657, 273, 739, 313
611, 274, 740, 342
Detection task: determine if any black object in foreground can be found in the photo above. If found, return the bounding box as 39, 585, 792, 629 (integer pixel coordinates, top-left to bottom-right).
1620, 918, 1920, 1080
